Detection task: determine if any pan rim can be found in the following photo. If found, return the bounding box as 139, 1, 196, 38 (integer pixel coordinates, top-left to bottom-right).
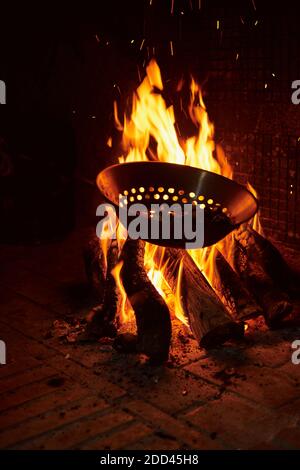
96, 161, 259, 218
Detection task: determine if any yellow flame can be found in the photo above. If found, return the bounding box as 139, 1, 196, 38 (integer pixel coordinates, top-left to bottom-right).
247, 182, 263, 235
174, 259, 189, 325
145, 247, 168, 300
111, 59, 260, 324
118, 59, 185, 165
111, 260, 134, 323
144, 243, 189, 325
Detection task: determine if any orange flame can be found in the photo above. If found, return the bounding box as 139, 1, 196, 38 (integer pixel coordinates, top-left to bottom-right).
111, 260, 134, 324
111, 59, 260, 325
247, 182, 263, 235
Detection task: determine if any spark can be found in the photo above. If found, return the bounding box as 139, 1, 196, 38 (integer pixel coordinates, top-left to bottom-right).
217, 19, 220, 30
130, 39, 135, 44
251, 0, 257, 11
272, 72, 276, 77
171, 0, 174, 15
91, 115, 96, 119
149, 0, 152, 5
254, 20, 258, 26
106, 41, 110, 46
236, 52, 239, 60
137, 65, 141, 82
264, 83, 268, 89
95, 34, 100, 43
140, 38, 145, 51
198, 0, 201, 8
113, 84, 121, 95
176, 123, 182, 137
170, 40, 174, 56
240, 16, 245, 25
182, 108, 188, 119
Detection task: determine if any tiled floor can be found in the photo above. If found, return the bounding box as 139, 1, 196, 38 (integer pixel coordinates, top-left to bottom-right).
0, 227, 300, 450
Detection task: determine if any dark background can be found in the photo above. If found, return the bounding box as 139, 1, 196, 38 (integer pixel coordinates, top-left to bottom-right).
0, 0, 300, 246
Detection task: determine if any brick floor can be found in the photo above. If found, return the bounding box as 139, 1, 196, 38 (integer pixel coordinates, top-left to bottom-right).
0, 226, 300, 450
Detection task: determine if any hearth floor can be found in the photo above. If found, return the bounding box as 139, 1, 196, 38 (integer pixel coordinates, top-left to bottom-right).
1, 226, 300, 450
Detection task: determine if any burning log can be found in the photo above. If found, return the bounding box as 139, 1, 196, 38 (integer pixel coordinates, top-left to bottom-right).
233, 225, 293, 326
120, 239, 171, 363
81, 238, 119, 340
214, 249, 262, 320
239, 227, 299, 299
83, 235, 106, 300
153, 247, 244, 349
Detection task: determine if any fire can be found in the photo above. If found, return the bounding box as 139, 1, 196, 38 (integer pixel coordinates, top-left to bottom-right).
144, 244, 189, 326
111, 260, 134, 323
108, 59, 259, 324
247, 182, 263, 235
116, 60, 185, 165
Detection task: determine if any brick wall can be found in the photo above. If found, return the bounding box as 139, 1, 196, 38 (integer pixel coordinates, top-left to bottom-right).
220, 132, 300, 247
199, 6, 300, 248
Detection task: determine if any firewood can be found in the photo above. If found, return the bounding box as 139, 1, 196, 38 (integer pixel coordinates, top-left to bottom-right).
120, 239, 171, 363
80, 238, 119, 341
153, 247, 244, 349
233, 225, 293, 326
83, 235, 106, 300
235, 225, 297, 292
214, 249, 262, 320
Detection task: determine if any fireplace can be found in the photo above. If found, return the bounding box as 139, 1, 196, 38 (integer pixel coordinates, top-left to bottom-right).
73, 59, 299, 364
